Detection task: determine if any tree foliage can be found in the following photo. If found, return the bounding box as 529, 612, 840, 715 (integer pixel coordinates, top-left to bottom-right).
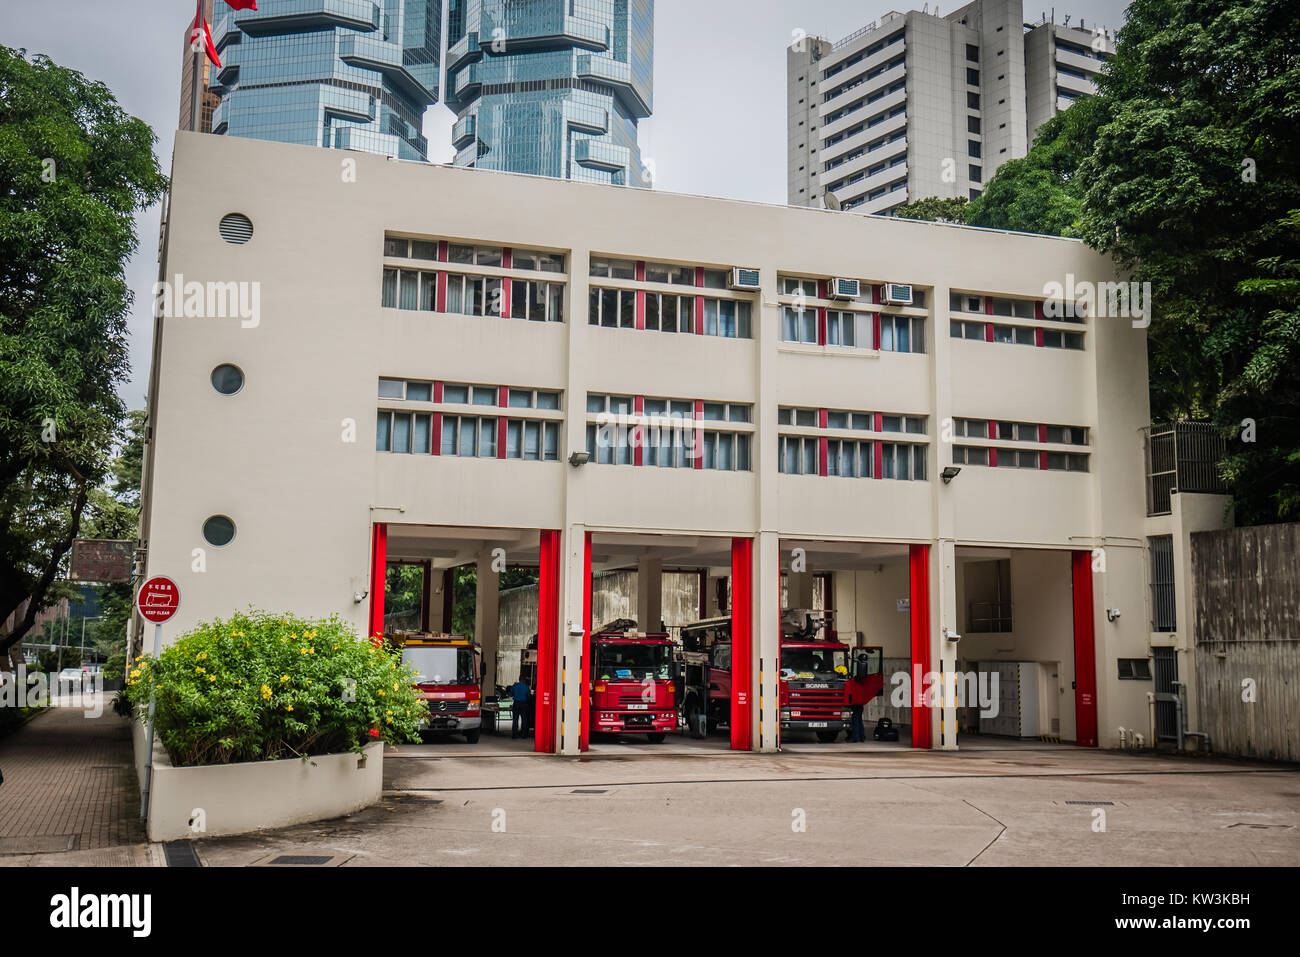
1075, 0, 1300, 523
893, 196, 970, 224
0, 48, 167, 653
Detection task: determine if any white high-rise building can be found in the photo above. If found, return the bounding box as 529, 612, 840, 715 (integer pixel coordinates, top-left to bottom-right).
788, 0, 1114, 215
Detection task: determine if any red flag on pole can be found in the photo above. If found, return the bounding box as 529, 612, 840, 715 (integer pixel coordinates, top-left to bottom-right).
191, 0, 223, 69
223, 1, 259, 9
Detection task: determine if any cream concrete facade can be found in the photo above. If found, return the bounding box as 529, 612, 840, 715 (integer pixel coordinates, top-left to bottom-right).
142, 131, 1153, 756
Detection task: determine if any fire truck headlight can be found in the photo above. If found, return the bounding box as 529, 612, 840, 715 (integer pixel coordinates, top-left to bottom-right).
780, 710, 791, 720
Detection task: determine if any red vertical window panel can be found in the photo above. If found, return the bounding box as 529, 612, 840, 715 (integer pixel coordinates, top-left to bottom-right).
693, 399, 704, 469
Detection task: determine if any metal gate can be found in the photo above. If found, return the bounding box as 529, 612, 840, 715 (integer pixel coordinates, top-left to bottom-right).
1153, 646, 1178, 742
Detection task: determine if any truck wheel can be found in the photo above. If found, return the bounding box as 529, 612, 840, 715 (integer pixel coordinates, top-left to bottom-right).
464, 729, 480, 744
646, 733, 666, 744
685, 698, 704, 739
816, 730, 840, 743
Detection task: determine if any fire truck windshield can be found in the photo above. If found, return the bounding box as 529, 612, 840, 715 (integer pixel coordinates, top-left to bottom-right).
781, 647, 848, 677
403, 647, 476, 686
595, 643, 673, 680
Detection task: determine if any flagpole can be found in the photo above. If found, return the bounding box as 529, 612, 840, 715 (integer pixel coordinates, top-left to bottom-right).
190, 0, 203, 132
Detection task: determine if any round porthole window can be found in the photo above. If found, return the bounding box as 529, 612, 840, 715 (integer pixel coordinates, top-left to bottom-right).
210, 366, 244, 395
202, 515, 236, 547
211, 363, 244, 395
218, 213, 254, 245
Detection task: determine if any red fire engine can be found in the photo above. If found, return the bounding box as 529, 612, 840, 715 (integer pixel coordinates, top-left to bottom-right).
398, 634, 481, 743
588, 619, 676, 742
680, 610, 883, 742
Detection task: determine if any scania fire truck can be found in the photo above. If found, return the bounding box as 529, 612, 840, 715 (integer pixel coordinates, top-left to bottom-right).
398, 633, 481, 743
588, 619, 677, 743
680, 610, 878, 742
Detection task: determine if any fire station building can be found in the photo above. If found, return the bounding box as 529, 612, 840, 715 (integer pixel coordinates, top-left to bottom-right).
140, 131, 1159, 755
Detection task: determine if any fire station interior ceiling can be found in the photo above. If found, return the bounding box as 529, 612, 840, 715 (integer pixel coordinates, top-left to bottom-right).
384, 525, 542, 567
779, 540, 911, 570
383, 525, 916, 573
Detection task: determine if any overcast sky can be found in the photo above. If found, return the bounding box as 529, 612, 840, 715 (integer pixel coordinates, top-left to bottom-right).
0, 0, 1131, 409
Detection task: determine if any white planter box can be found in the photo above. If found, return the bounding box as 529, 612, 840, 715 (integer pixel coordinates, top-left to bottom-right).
133, 720, 383, 843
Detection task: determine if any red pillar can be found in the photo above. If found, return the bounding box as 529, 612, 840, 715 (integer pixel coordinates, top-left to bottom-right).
730, 537, 753, 751
579, 532, 593, 753
369, 523, 387, 639
535, 530, 561, 753
1071, 551, 1099, 747
909, 543, 932, 749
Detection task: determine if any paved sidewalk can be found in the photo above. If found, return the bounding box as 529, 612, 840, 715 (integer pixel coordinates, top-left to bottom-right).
0, 694, 147, 862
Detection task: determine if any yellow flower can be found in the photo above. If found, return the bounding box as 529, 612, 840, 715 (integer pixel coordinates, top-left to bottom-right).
386, 709, 393, 716
308, 647, 314, 654
280, 637, 288, 643
377, 689, 386, 697
261, 685, 272, 699
129, 669, 141, 679
300, 647, 309, 654
289, 632, 298, 640
386, 717, 393, 724
392, 682, 399, 691
280, 674, 290, 683
195, 666, 205, 674
305, 679, 312, 685
208, 675, 217, 683
286, 704, 294, 712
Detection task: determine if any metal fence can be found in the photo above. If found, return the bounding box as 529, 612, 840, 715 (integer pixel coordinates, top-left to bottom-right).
1143, 422, 1228, 515
1148, 535, 1177, 631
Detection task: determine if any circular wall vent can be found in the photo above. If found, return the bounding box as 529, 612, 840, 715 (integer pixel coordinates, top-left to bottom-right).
218, 213, 254, 244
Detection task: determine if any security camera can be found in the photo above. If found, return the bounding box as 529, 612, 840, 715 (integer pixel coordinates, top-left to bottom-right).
567, 623, 586, 639
353, 590, 369, 604
1106, 607, 1121, 621
943, 627, 961, 642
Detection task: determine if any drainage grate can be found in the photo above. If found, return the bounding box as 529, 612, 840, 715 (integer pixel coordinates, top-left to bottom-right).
571, 789, 608, 794
162, 841, 202, 867
267, 854, 335, 866
0, 834, 79, 855
1064, 801, 1115, 806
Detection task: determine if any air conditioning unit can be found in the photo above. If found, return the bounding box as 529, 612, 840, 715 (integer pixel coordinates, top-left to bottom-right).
883, 283, 914, 305
828, 277, 861, 299
729, 267, 761, 291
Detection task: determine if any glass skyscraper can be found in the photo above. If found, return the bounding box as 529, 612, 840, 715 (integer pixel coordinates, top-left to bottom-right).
207, 1, 442, 161
445, 1, 653, 184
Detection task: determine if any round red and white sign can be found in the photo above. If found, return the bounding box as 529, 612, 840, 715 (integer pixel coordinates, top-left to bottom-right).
136, 576, 181, 624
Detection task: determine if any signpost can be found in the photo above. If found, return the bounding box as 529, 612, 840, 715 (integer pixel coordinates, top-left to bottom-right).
69, 539, 135, 583
137, 576, 180, 820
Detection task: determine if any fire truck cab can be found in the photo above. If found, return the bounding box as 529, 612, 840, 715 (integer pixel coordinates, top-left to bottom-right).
399, 634, 481, 743
679, 610, 861, 742
589, 619, 677, 743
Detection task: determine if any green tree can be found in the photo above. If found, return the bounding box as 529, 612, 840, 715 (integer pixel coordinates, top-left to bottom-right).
892, 196, 969, 224
0, 48, 167, 656
1076, 0, 1300, 522
965, 95, 1110, 237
